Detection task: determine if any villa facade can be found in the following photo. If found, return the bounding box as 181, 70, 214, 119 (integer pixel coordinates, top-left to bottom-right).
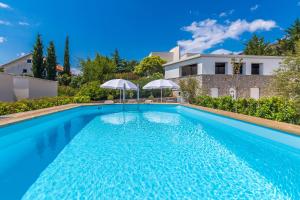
150, 46, 283, 99
0, 53, 64, 76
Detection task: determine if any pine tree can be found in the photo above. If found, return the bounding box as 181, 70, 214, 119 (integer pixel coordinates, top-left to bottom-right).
244, 34, 272, 55
63, 36, 71, 75
112, 48, 123, 72
286, 18, 300, 53
46, 41, 57, 80
32, 34, 45, 78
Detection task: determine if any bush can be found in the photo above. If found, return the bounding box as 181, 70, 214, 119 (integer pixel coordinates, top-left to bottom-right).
0, 96, 91, 116
107, 94, 114, 100
58, 86, 79, 96
194, 96, 299, 124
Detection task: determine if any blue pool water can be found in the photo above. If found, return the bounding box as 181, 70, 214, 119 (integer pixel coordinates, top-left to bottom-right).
0, 104, 300, 199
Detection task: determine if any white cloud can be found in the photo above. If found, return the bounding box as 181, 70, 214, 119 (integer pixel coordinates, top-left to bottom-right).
211, 49, 241, 55
71, 68, 82, 75
250, 4, 259, 11
19, 21, 30, 26
0, 36, 6, 43
0, 2, 10, 9
17, 52, 26, 57
219, 9, 234, 18
0, 20, 11, 26
177, 18, 277, 54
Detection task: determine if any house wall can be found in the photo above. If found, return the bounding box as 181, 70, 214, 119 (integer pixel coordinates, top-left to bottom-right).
0, 73, 15, 102
28, 77, 57, 99
164, 56, 282, 77
171, 74, 275, 98
3, 55, 33, 76
0, 75, 57, 102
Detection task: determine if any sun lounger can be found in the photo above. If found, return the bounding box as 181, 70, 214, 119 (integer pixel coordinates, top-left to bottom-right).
144, 100, 153, 104
128, 99, 137, 103
104, 100, 114, 104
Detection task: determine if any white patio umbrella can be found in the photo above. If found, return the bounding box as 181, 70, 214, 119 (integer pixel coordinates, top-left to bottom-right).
143, 79, 180, 102
100, 79, 138, 102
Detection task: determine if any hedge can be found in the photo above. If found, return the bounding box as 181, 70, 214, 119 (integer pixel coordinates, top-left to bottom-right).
0, 96, 91, 116
194, 96, 300, 125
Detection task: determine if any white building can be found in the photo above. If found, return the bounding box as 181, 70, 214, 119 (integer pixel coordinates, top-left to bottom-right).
150, 46, 283, 99
0, 53, 33, 76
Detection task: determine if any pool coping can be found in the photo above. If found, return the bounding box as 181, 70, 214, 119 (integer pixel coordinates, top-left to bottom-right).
184, 104, 300, 136
0, 103, 299, 136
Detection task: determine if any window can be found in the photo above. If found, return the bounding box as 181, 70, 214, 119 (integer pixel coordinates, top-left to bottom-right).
233, 63, 243, 74
251, 63, 260, 75
215, 63, 226, 74
27, 59, 32, 63
181, 64, 197, 76
22, 69, 27, 73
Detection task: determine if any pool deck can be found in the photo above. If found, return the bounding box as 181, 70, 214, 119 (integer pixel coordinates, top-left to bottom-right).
0, 103, 299, 136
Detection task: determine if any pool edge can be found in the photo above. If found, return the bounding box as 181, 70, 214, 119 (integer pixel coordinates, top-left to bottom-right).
1, 103, 299, 136
184, 104, 300, 136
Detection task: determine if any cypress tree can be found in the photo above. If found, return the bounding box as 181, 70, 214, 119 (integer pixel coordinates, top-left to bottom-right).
63, 36, 71, 75
46, 41, 57, 80
112, 48, 123, 72
32, 34, 45, 78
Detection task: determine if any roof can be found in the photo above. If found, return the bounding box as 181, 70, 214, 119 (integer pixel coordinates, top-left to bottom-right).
163, 54, 284, 67
0, 53, 33, 68
56, 65, 64, 72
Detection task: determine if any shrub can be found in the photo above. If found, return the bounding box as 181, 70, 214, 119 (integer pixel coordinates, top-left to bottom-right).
194, 96, 299, 124
107, 94, 114, 100
58, 86, 79, 96
0, 96, 91, 116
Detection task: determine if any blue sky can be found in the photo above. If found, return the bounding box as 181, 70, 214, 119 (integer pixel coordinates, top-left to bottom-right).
0, 0, 299, 70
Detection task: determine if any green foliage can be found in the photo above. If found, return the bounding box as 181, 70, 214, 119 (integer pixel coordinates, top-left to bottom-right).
70, 75, 83, 88
244, 34, 273, 55
273, 41, 300, 112
0, 68, 4, 72
194, 96, 299, 124
107, 94, 114, 100
134, 56, 166, 77
77, 81, 118, 100
179, 77, 201, 103
0, 96, 91, 116
32, 34, 45, 78
58, 85, 79, 96
271, 19, 300, 55
57, 74, 72, 86
132, 72, 171, 98
46, 41, 57, 80
80, 54, 116, 83
63, 36, 71, 75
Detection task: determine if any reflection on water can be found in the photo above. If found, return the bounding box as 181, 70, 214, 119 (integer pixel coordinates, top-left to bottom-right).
143, 111, 180, 124
0, 113, 96, 200
100, 112, 137, 125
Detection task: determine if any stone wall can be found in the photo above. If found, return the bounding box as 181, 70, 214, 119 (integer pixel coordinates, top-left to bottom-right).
170, 75, 275, 98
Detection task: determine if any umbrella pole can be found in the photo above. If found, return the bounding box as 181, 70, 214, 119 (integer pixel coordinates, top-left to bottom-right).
119, 89, 121, 103
123, 84, 125, 103
161, 88, 162, 103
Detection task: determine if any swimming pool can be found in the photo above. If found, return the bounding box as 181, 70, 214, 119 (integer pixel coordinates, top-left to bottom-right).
0, 104, 299, 199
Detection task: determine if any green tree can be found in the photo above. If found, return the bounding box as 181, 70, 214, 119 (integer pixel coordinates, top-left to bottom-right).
273, 41, 300, 112
32, 34, 45, 78
46, 41, 57, 80
63, 36, 71, 75
112, 48, 123, 72
179, 77, 201, 103
81, 53, 116, 83
134, 56, 166, 77
285, 18, 300, 53
230, 57, 243, 100
244, 34, 273, 55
